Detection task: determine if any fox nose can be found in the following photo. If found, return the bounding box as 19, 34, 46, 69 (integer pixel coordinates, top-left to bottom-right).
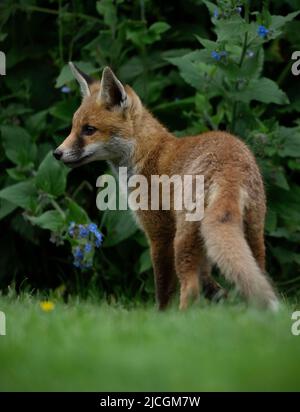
53, 149, 63, 160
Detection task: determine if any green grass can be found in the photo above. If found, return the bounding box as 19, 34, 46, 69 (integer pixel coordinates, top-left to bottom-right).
0, 294, 299, 391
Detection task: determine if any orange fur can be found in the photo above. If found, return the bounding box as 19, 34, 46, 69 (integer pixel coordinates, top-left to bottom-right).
54, 65, 279, 311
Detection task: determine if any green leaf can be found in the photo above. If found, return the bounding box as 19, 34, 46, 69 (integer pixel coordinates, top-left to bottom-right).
195, 36, 217, 51
268, 185, 300, 230
0, 181, 38, 210
236, 78, 289, 105
36, 151, 69, 197
28, 210, 65, 232
126, 21, 170, 48
49, 99, 79, 122
25, 110, 48, 138
138, 248, 152, 273
6, 167, 28, 181
270, 11, 300, 31
265, 209, 277, 233
288, 159, 300, 170
0, 199, 17, 220
273, 170, 289, 190
240, 48, 264, 80
278, 127, 300, 158
167, 51, 212, 91
55, 62, 97, 88
203, 0, 217, 16
149, 22, 170, 36
215, 16, 247, 43
66, 199, 89, 224
96, 0, 117, 29
1, 125, 37, 167
133, 231, 148, 247
103, 209, 138, 247
269, 246, 290, 265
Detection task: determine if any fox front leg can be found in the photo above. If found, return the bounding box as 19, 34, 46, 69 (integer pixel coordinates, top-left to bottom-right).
150, 238, 177, 310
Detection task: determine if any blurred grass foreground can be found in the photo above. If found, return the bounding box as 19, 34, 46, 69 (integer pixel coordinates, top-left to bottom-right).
0, 295, 300, 391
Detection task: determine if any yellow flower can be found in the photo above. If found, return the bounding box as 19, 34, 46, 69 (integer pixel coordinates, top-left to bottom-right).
40, 301, 55, 312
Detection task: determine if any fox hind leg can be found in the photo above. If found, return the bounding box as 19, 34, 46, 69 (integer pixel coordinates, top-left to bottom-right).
174, 219, 201, 310
198, 244, 227, 301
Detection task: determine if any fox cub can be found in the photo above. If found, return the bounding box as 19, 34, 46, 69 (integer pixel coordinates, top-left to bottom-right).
54, 63, 278, 311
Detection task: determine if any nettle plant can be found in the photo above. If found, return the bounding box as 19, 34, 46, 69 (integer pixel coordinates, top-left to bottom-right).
169, 0, 300, 286
0, 141, 102, 268
168, 1, 298, 135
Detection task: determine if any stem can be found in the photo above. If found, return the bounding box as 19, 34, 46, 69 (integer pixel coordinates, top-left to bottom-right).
99, 211, 107, 231
51, 199, 66, 219
68, 0, 76, 60
16, 5, 100, 24
238, 32, 248, 68
276, 276, 300, 286
58, 0, 63, 65
203, 111, 217, 130
141, 46, 149, 103
71, 181, 93, 200
0, 91, 25, 102
140, 0, 146, 22
230, 4, 250, 133
277, 61, 293, 87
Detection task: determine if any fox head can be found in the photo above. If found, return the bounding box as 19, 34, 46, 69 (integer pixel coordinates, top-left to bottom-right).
53, 63, 143, 167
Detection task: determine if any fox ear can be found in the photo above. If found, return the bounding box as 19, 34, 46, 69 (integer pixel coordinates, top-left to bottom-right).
97, 67, 127, 109
69, 62, 93, 98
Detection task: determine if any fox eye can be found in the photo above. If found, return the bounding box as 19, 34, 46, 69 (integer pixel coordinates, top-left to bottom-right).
82, 124, 97, 136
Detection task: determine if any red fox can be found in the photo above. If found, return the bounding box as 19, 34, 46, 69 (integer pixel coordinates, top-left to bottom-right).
54, 63, 279, 311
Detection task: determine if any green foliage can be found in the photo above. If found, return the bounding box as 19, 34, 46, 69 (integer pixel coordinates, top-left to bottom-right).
28, 210, 65, 232
36, 151, 69, 197
0, 0, 299, 300
0, 181, 37, 211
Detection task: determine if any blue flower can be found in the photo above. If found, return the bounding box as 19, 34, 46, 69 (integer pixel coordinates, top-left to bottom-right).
73, 246, 84, 269
70, 221, 103, 269
211, 51, 221, 61
88, 222, 98, 233
78, 224, 89, 238
85, 243, 92, 253
95, 238, 102, 248
95, 230, 103, 242
87, 222, 104, 246
95, 230, 102, 239
236, 6, 242, 14
211, 51, 227, 61
68, 221, 76, 237
73, 246, 83, 260
61, 86, 71, 94
247, 50, 254, 58
257, 25, 269, 38
213, 9, 218, 18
